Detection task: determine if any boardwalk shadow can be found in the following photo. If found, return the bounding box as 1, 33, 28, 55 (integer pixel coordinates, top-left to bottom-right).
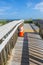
21, 32, 43, 65
21, 32, 29, 65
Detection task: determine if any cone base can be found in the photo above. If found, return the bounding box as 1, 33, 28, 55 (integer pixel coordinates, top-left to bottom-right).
18, 32, 24, 37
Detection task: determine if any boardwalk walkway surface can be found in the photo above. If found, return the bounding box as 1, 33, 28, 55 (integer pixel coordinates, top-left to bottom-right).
6, 24, 43, 65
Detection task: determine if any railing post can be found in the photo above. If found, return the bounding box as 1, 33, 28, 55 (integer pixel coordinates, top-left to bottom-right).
5, 45, 8, 60
0, 52, 4, 65
4, 48, 7, 64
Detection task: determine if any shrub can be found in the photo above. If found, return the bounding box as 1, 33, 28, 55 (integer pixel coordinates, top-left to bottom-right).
24, 20, 33, 23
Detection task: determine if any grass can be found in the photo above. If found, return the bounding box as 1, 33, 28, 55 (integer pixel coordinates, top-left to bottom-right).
24, 20, 33, 23
0, 20, 8, 25
0, 21, 7, 25
0, 19, 13, 25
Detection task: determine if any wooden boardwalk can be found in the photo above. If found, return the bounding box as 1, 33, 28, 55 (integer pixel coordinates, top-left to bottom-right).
6, 24, 43, 65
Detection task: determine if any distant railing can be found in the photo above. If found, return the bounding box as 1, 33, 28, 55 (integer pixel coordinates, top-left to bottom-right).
0, 20, 24, 65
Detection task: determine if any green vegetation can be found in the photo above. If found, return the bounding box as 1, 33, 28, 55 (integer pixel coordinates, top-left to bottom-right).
0, 21, 7, 25
0, 20, 8, 25
24, 19, 33, 23
0, 19, 13, 25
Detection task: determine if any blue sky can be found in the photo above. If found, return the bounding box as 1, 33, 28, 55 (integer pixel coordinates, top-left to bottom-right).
0, 0, 43, 19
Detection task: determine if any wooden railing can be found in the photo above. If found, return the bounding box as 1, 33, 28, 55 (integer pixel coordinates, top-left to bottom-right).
0, 20, 24, 65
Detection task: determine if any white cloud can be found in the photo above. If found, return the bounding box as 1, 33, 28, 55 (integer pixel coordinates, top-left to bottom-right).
0, 9, 4, 12
0, 6, 17, 16
0, 6, 11, 11
0, 6, 11, 13
34, 2, 43, 12
10, 12, 18, 15
0, 6, 12, 15
26, 2, 32, 8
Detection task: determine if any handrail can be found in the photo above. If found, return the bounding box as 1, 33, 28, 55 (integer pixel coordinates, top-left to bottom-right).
0, 20, 24, 40
0, 20, 24, 65
0, 21, 24, 53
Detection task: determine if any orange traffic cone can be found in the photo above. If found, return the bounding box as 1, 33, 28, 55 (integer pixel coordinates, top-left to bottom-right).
18, 26, 24, 37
